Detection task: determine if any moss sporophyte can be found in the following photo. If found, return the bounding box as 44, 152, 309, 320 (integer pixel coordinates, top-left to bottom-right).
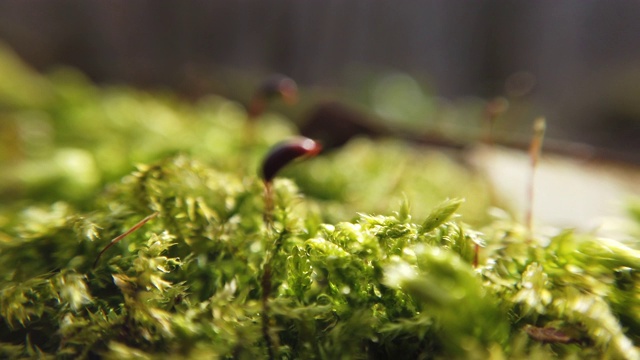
259, 136, 322, 359
2, 45, 640, 359
245, 74, 298, 144
248, 74, 298, 120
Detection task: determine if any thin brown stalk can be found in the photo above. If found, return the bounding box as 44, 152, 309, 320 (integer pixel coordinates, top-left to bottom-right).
93, 212, 159, 268
525, 118, 546, 241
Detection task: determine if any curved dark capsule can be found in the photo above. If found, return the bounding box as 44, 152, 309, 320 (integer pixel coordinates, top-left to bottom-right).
261, 137, 321, 182
248, 74, 298, 118
258, 74, 298, 103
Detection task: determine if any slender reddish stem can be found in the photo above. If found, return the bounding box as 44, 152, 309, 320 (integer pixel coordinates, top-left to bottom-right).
93, 212, 159, 268
473, 243, 479, 268
525, 118, 546, 241
264, 181, 274, 228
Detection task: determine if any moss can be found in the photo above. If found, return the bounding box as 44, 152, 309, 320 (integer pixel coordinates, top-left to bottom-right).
1, 42, 640, 359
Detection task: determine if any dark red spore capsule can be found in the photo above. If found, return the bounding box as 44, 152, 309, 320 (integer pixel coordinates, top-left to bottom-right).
257, 74, 298, 102
248, 75, 298, 119
261, 137, 321, 183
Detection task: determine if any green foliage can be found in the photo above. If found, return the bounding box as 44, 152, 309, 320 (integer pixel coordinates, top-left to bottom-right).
1, 43, 640, 359
283, 139, 495, 225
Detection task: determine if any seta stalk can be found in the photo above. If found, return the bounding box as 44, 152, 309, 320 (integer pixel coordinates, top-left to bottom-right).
93, 212, 159, 269
525, 117, 546, 242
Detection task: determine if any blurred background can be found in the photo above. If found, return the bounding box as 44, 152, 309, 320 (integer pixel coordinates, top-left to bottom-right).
1, 0, 640, 162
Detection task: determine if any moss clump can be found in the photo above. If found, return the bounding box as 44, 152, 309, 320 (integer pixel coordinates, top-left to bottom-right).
1, 42, 640, 359
2, 156, 640, 359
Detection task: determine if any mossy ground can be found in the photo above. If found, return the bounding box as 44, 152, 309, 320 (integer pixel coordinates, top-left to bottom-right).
1, 43, 640, 359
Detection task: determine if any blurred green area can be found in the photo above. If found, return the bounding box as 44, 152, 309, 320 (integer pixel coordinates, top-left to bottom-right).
0, 42, 497, 225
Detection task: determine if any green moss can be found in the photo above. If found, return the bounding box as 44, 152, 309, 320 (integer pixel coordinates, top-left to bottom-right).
1, 43, 640, 359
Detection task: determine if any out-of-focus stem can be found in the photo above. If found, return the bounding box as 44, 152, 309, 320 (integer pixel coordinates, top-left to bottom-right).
525, 117, 546, 241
